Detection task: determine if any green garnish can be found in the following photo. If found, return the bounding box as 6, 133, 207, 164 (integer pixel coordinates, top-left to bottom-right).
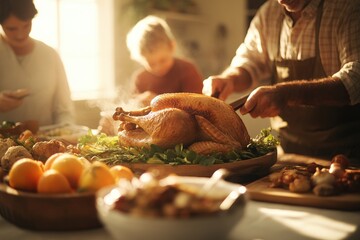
77, 128, 279, 166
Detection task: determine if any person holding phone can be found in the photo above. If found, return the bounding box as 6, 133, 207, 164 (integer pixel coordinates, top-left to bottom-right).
0, 0, 74, 126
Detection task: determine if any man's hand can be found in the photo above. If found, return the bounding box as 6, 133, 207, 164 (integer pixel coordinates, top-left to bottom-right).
240, 86, 286, 118
202, 75, 235, 101
203, 67, 253, 101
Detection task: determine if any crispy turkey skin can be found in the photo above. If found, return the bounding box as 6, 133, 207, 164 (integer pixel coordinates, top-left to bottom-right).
113, 93, 250, 155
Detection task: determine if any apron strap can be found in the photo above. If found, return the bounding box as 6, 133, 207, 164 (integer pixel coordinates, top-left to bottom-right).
313, 0, 326, 77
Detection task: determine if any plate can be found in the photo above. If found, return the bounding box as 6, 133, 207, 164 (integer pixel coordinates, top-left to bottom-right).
120, 150, 277, 178
0, 184, 101, 231
37, 124, 90, 145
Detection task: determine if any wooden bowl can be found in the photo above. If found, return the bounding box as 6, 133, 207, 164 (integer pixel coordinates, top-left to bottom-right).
120, 150, 277, 178
0, 184, 101, 231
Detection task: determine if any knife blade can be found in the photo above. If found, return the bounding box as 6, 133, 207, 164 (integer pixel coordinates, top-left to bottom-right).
229, 95, 249, 110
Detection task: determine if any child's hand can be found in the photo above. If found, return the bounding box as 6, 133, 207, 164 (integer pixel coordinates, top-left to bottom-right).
136, 91, 157, 106
98, 116, 117, 136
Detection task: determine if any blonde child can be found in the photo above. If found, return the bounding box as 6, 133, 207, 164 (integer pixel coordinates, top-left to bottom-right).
127, 15, 203, 106
98, 15, 203, 135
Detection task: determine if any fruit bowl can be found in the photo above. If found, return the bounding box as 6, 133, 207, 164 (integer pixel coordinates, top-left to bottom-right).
96, 175, 247, 240
0, 183, 101, 231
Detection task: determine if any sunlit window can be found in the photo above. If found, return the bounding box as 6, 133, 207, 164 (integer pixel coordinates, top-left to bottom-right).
31, 0, 115, 100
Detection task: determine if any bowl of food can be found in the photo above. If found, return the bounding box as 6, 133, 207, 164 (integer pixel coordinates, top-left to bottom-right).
0, 120, 39, 137
96, 172, 247, 240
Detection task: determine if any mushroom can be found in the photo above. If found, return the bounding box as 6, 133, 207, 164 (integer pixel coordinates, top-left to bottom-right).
311, 168, 337, 196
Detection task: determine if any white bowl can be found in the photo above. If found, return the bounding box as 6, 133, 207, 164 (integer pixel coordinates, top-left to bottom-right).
96, 176, 247, 240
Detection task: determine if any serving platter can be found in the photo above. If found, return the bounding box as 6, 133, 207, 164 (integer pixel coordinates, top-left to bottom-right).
120, 150, 277, 178
0, 184, 101, 231
246, 174, 360, 211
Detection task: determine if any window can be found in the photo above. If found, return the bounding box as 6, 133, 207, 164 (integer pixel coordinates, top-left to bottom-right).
31, 0, 115, 100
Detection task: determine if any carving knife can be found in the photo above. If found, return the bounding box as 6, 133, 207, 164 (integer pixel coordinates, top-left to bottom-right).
212, 91, 249, 110
229, 95, 249, 110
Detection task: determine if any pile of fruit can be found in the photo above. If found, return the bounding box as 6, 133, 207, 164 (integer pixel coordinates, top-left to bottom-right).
4, 153, 134, 194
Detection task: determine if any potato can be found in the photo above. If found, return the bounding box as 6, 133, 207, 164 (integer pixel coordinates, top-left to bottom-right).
1, 146, 33, 172
0, 138, 17, 161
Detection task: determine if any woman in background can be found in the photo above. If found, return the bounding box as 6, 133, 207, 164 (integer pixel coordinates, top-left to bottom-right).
0, 0, 74, 126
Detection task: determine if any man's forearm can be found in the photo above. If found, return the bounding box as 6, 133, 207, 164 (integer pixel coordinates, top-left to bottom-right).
222, 67, 253, 92
275, 77, 351, 107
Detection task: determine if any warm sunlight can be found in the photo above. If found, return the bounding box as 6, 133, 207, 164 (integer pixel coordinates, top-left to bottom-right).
31, 0, 114, 100
258, 207, 357, 240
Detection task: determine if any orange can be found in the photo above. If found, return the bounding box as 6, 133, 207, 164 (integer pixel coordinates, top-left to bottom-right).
45, 153, 91, 171
110, 165, 134, 181
78, 156, 91, 168
8, 158, 44, 192
44, 152, 65, 171
78, 161, 116, 192
37, 169, 72, 194
50, 153, 85, 189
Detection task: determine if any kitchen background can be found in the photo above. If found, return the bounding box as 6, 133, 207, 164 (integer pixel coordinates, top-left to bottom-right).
31, 0, 268, 137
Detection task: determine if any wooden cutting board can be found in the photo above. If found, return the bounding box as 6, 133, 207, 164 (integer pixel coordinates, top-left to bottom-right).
246, 176, 360, 211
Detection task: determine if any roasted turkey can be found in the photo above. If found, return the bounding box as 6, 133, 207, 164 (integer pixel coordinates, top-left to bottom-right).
113, 93, 250, 155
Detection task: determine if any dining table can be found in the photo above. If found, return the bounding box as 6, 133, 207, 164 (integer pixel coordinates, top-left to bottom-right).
0, 153, 359, 240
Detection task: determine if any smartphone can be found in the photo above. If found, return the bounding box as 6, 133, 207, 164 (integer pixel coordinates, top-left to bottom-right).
7, 88, 31, 99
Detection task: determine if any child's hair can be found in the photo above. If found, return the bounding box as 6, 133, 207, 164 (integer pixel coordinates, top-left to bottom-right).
126, 15, 175, 62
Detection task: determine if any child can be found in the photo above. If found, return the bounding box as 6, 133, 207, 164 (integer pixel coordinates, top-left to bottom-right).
98, 15, 203, 135
127, 15, 203, 106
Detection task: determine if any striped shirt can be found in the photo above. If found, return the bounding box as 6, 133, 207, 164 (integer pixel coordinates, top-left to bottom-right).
230, 0, 360, 105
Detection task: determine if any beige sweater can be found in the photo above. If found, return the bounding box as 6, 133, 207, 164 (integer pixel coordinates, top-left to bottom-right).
0, 37, 74, 126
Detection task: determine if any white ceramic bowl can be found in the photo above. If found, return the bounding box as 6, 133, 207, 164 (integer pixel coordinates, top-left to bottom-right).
96, 176, 247, 240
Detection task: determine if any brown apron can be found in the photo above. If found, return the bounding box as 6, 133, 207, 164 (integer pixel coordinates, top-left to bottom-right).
272, 0, 360, 159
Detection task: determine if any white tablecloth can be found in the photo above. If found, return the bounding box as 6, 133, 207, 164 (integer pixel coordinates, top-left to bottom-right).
1, 200, 359, 240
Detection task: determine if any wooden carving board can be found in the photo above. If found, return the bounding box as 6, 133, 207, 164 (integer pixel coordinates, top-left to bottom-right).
246, 176, 360, 211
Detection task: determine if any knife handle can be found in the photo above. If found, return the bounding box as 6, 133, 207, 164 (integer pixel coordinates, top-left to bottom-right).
211, 91, 220, 98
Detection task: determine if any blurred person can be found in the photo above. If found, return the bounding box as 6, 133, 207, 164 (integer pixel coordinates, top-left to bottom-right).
98, 15, 203, 135
127, 15, 203, 106
0, 0, 74, 126
203, 0, 360, 159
